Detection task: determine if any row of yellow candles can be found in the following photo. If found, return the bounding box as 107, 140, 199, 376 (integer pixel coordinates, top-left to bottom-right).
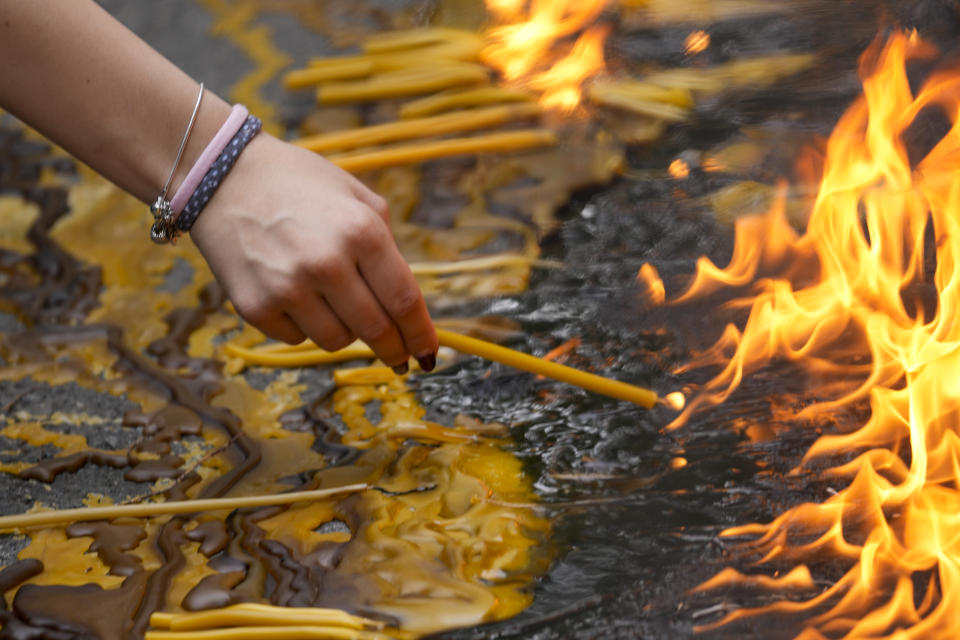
294, 103, 541, 153
282, 27, 560, 171
280, 23, 817, 175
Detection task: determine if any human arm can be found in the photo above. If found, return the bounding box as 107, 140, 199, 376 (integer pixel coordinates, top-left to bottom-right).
0, 0, 438, 370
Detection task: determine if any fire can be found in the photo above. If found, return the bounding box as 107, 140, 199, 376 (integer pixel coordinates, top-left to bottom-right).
684, 30, 710, 55
659, 31, 960, 636
668, 158, 690, 179
483, 0, 609, 112
664, 391, 686, 411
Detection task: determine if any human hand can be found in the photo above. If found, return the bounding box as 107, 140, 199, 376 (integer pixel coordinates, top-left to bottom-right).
190, 133, 438, 372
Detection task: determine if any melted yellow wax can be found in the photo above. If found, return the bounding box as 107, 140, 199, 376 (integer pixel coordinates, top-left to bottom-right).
0, 196, 39, 254
199, 0, 292, 136
0, 3, 570, 635
18, 529, 125, 590
52, 174, 217, 352
260, 374, 550, 634
0, 422, 91, 475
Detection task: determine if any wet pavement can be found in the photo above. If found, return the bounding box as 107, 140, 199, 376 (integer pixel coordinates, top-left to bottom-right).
3, 0, 959, 638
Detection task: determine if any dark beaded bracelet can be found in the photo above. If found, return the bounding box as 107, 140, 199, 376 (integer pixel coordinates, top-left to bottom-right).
176, 114, 262, 233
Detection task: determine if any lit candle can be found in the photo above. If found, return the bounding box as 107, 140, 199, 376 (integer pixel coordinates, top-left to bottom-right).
434, 329, 659, 408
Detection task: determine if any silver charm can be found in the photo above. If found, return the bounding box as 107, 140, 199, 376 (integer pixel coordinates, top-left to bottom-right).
149, 196, 177, 244
148, 82, 204, 246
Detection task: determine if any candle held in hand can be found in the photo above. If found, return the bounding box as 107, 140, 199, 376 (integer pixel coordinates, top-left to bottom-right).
435, 329, 659, 408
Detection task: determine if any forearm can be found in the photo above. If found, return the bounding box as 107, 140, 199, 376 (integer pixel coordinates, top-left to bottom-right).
0, 0, 439, 366
0, 0, 231, 202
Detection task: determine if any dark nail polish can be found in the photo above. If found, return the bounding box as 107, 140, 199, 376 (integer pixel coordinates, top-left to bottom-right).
392, 362, 409, 375
417, 353, 436, 372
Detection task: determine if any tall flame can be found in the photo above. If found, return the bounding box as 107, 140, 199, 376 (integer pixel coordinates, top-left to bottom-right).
483, 0, 609, 112
665, 31, 960, 636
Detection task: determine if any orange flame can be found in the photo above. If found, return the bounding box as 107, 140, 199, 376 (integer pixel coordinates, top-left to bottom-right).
669, 158, 691, 179
670, 31, 960, 636
483, 0, 609, 112
684, 30, 710, 56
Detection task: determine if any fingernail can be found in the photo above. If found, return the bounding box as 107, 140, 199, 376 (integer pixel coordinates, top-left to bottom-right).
392, 362, 409, 375
416, 353, 436, 372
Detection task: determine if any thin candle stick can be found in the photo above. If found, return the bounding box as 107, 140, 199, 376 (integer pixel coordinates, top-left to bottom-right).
150, 604, 383, 631
328, 129, 556, 173
144, 627, 389, 640
0, 484, 368, 532
333, 366, 397, 387
317, 63, 489, 104
293, 103, 541, 153
223, 341, 375, 367
284, 35, 485, 90
589, 79, 695, 121
400, 87, 535, 119
435, 329, 659, 408
283, 59, 376, 89
361, 27, 479, 54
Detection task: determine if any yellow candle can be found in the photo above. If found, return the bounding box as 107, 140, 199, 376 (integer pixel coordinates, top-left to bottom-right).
589, 81, 692, 121
400, 87, 535, 119
150, 605, 381, 632
435, 329, 659, 408
144, 627, 389, 640
317, 63, 490, 104
223, 341, 375, 367
361, 27, 479, 54
333, 366, 397, 387
328, 129, 557, 173
284, 31, 485, 90
283, 59, 376, 89
294, 103, 541, 153
0, 484, 367, 531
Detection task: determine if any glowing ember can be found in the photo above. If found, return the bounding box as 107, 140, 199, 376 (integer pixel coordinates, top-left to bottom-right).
668, 158, 690, 179
684, 30, 710, 55
483, 0, 608, 112
662, 31, 960, 636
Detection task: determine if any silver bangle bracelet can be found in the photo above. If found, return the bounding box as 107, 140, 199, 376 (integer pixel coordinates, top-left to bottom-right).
150, 82, 205, 244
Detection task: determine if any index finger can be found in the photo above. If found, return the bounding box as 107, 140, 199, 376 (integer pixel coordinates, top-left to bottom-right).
358, 240, 438, 370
